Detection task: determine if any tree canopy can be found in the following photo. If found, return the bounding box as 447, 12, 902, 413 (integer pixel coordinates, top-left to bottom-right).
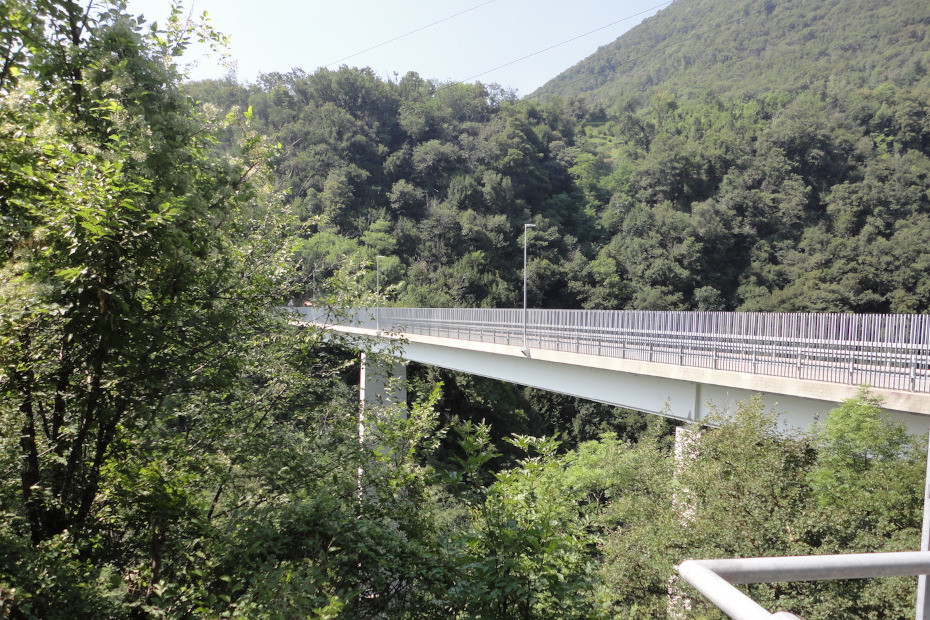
187, 0, 930, 314
2, 0, 930, 617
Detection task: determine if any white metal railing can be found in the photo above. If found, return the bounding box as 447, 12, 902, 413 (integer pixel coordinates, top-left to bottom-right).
677, 551, 930, 619
296, 307, 930, 394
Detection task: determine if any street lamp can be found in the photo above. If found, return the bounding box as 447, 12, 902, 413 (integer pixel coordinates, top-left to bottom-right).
376, 255, 385, 332
523, 223, 536, 353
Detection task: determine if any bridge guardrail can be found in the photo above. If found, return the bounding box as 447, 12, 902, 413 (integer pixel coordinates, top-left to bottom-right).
295, 307, 930, 394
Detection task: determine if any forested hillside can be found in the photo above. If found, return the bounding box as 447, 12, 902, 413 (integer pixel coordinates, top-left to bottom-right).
535, 0, 930, 106
188, 0, 930, 314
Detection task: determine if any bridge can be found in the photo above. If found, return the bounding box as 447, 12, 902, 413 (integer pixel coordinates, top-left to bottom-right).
297, 306, 930, 616
295, 307, 930, 432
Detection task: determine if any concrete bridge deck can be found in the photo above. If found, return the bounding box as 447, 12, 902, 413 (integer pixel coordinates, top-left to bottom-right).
296, 307, 930, 432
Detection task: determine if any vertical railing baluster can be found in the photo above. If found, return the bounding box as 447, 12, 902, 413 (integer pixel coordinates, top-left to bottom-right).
909, 313, 917, 392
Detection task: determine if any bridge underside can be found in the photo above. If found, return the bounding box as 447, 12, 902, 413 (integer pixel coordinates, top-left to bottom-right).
338, 325, 930, 433
399, 339, 839, 429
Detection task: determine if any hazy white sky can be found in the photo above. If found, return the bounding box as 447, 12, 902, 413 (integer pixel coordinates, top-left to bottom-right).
125, 0, 671, 96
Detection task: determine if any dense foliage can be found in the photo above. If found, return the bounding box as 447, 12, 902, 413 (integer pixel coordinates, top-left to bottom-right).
536, 0, 930, 106
188, 0, 930, 313
3, 0, 930, 618
0, 1, 400, 616
597, 392, 926, 618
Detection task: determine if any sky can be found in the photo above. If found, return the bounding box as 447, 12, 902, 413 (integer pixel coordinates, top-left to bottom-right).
124, 0, 672, 96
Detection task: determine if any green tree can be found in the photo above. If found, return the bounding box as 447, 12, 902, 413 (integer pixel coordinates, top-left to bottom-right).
449, 434, 606, 619
596, 393, 925, 618
0, 2, 305, 614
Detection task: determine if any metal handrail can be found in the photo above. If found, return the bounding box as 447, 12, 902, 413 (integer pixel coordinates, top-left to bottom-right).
296, 307, 930, 393
677, 551, 930, 619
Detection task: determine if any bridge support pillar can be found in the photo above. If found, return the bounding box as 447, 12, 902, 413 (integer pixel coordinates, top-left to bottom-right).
357, 353, 407, 500
668, 425, 701, 618
359, 352, 407, 411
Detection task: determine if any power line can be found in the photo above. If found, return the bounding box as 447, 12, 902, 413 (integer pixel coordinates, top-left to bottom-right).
530, 0, 795, 97
461, 1, 673, 85
323, 0, 790, 102
326, 0, 498, 69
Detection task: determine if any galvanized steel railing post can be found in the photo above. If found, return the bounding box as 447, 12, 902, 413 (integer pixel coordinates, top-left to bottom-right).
913, 354, 919, 392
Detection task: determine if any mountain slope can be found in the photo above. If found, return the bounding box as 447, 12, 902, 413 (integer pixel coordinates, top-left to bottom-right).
533, 0, 930, 105
188, 0, 930, 316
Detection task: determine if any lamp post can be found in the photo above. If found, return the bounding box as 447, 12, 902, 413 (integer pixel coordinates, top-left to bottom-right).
376, 255, 385, 332
523, 223, 536, 353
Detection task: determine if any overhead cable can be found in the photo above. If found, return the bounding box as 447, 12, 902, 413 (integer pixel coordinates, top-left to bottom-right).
530, 0, 794, 96
461, 1, 673, 84
326, 0, 498, 68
